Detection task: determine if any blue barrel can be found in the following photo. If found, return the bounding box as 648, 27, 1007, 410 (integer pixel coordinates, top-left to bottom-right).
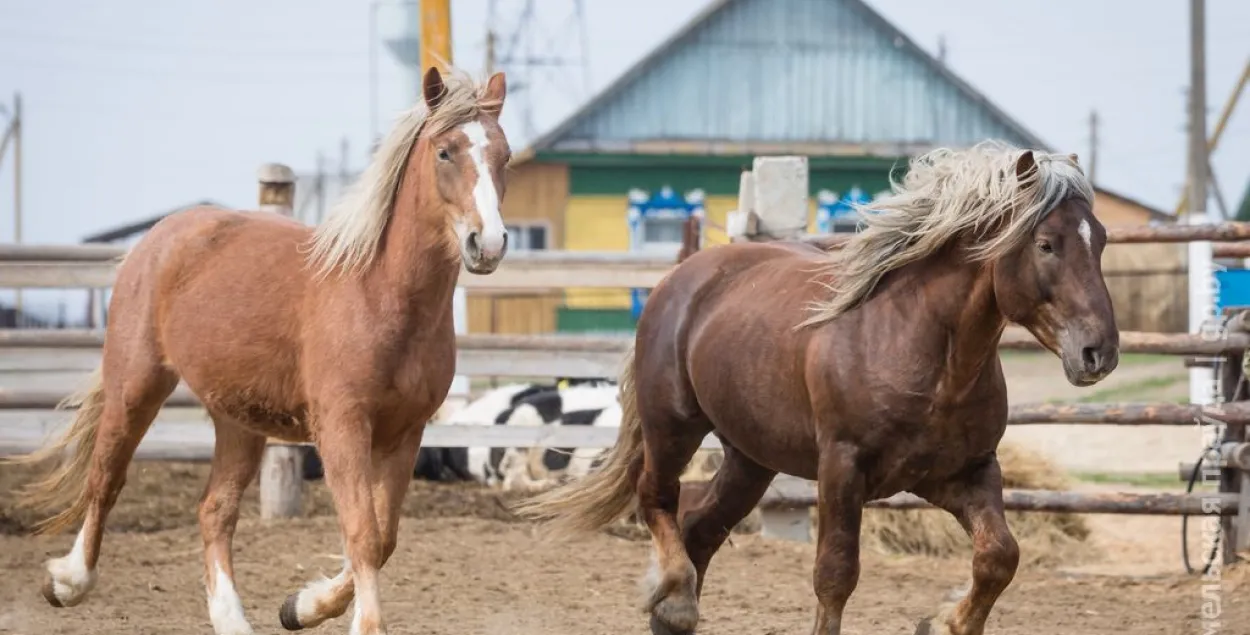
1214, 269, 1250, 313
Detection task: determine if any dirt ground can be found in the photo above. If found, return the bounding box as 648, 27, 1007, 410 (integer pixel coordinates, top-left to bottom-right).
1, 461, 1247, 635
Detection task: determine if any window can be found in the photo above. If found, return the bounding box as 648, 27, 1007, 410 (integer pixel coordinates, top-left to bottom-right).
642, 217, 685, 244
505, 223, 549, 251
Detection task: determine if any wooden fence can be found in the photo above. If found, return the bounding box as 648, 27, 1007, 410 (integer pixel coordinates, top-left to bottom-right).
1, 157, 1249, 566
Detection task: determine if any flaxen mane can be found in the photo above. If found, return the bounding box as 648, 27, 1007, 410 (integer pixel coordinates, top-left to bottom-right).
800, 141, 1092, 328
306, 68, 502, 278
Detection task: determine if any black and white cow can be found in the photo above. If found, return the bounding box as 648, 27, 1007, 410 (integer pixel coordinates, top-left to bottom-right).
478, 382, 621, 490
300, 377, 614, 483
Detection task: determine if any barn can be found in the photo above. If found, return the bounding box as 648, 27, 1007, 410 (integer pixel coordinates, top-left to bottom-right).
478, 0, 1180, 336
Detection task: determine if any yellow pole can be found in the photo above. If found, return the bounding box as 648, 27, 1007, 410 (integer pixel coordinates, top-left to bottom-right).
1174, 56, 1250, 216
419, 0, 452, 72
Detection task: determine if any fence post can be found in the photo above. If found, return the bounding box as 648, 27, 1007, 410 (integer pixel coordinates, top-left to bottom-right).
758, 475, 814, 542
1220, 313, 1249, 561
255, 162, 304, 520
726, 156, 809, 242
257, 163, 297, 217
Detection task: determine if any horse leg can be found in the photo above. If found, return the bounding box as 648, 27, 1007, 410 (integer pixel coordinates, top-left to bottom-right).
41, 365, 176, 609
811, 447, 865, 635
199, 417, 266, 635
279, 426, 424, 631
914, 458, 1019, 635
678, 443, 776, 597
637, 418, 707, 635
302, 408, 387, 635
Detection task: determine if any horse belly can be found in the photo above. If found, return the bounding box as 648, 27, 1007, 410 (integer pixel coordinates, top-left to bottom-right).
198, 384, 311, 442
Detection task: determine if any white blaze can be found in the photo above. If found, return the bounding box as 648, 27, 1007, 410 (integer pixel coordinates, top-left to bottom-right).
1077, 218, 1092, 251
460, 121, 506, 256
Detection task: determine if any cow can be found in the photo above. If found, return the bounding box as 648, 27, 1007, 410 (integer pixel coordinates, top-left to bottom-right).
299, 377, 615, 483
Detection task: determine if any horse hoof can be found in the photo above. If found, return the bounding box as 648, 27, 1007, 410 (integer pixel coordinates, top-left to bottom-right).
41, 577, 65, 608
279, 593, 303, 631
649, 614, 695, 635
914, 616, 952, 635
650, 594, 698, 635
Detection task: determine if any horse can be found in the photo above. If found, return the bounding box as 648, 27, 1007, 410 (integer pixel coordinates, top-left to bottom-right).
5, 66, 511, 635
515, 142, 1119, 635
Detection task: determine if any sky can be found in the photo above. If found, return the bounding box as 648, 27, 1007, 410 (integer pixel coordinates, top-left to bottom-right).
0, 0, 1247, 250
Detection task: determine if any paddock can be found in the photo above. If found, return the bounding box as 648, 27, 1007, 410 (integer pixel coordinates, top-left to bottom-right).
2, 158, 1249, 634
2, 458, 1248, 635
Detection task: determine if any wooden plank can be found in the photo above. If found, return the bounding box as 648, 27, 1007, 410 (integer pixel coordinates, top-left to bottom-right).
0, 251, 675, 290
1105, 222, 1250, 244
805, 225, 1250, 250
1214, 243, 1250, 259
999, 325, 1250, 355
0, 419, 723, 458
1008, 402, 1250, 426
758, 476, 1240, 516
0, 244, 126, 261
0, 374, 1235, 427
0, 387, 200, 409
2, 326, 1242, 357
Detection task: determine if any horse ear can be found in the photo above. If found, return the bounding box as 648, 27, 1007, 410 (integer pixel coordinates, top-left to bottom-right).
1068, 153, 1080, 165
481, 72, 507, 120
1015, 150, 1037, 183
423, 67, 446, 112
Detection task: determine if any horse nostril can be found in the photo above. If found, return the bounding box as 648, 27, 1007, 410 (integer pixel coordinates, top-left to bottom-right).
1081, 346, 1099, 372
501, 232, 509, 254
467, 232, 481, 258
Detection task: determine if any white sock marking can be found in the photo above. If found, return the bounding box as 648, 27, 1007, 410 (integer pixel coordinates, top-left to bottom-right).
207, 561, 253, 635
46, 528, 97, 607
1078, 218, 1092, 251
460, 121, 506, 256
295, 562, 352, 625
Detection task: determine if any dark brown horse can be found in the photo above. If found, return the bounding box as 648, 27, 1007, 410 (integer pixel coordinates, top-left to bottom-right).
516, 143, 1118, 635
6, 67, 510, 635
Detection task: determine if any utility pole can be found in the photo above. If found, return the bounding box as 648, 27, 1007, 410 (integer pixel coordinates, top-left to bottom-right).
1187, 0, 1212, 408
1087, 109, 1099, 185
419, 0, 452, 72
12, 93, 22, 320
1174, 56, 1250, 217
485, 28, 497, 75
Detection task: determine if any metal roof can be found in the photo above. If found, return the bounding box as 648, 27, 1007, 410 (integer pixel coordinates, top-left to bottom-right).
529, 0, 1050, 155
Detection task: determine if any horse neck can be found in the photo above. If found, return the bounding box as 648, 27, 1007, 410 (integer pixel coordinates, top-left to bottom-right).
366, 157, 460, 317
892, 245, 1006, 386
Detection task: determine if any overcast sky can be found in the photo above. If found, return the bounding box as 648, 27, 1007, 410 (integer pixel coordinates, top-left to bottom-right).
0, 0, 1247, 250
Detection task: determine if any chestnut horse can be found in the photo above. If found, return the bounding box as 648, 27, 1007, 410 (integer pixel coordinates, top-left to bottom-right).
7, 67, 511, 635
516, 143, 1118, 635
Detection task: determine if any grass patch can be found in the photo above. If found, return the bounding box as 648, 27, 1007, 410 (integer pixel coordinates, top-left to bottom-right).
1073, 471, 1199, 489
998, 351, 1175, 367
1079, 471, 1219, 490
1073, 374, 1187, 403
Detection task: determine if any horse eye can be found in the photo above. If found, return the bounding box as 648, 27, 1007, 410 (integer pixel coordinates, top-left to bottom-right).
1037, 240, 1054, 255
437, 148, 451, 162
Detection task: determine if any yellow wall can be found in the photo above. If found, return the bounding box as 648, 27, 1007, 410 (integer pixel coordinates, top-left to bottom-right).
1092, 191, 1158, 227
466, 162, 569, 334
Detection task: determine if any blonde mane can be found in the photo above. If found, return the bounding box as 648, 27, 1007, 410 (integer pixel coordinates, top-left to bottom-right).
306, 68, 501, 277
801, 140, 1093, 327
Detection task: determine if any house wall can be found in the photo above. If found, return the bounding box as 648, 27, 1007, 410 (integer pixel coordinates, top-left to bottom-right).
466, 162, 568, 334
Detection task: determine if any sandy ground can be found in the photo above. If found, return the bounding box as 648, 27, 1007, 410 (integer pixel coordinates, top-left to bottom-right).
1, 462, 1248, 635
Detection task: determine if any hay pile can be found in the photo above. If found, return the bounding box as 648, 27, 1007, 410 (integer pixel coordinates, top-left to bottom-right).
858, 443, 1090, 567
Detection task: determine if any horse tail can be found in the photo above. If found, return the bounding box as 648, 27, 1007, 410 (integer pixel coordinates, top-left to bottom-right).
512, 343, 644, 538
5, 367, 106, 535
